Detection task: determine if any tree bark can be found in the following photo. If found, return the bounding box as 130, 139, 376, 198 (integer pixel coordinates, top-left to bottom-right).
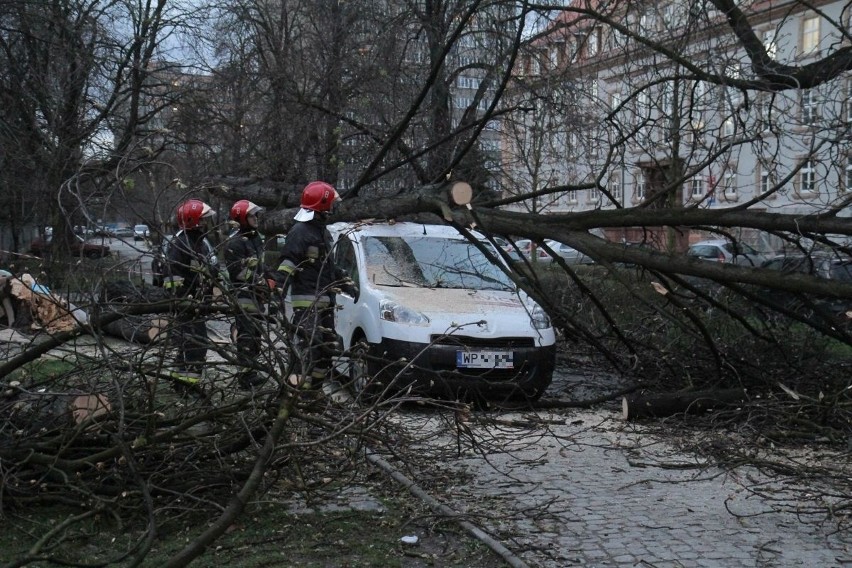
101, 316, 169, 344
622, 388, 747, 420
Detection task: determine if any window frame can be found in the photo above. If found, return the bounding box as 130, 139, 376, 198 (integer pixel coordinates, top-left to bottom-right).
634, 175, 646, 201
722, 168, 738, 199
691, 177, 705, 198
800, 89, 819, 125
801, 14, 820, 55
798, 159, 817, 194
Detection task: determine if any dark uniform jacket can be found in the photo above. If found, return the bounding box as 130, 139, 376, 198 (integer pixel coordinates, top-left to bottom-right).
163, 229, 220, 298
276, 219, 344, 308
223, 229, 267, 296
224, 229, 277, 314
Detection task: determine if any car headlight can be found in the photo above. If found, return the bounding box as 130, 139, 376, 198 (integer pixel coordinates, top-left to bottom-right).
530, 304, 551, 330
380, 299, 430, 326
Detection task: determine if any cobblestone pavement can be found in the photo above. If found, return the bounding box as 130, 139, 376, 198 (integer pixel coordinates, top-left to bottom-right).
416, 364, 852, 568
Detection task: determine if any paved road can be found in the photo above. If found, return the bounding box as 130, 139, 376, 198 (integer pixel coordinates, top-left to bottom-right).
99, 236, 157, 284
404, 365, 851, 567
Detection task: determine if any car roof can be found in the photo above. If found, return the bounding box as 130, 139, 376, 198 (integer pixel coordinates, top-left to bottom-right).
329, 221, 484, 240
689, 239, 731, 246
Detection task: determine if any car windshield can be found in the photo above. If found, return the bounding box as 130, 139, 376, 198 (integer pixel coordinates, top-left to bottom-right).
362, 235, 515, 291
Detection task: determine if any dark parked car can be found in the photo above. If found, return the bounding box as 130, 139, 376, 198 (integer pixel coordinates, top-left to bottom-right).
29, 235, 111, 259
760, 251, 852, 326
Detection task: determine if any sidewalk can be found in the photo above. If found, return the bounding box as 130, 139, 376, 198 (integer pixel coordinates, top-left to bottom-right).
434, 407, 850, 567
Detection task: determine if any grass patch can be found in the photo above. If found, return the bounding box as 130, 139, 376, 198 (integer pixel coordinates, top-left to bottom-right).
5, 358, 77, 382
0, 484, 499, 567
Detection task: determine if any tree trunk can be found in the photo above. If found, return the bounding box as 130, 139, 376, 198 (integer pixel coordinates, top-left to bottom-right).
102, 316, 169, 344
622, 388, 747, 420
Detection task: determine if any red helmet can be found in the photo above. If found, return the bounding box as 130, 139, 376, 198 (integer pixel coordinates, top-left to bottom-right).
300, 181, 339, 212
230, 200, 265, 228
176, 199, 214, 230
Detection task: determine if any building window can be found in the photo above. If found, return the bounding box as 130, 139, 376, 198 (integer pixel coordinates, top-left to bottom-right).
691, 177, 704, 198
660, 82, 673, 115
640, 9, 656, 32
799, 159, 817, 193
754, 94, 773, 127
587, 28, 600, 57
549, 45, 559, 69
723, 169, 737, 198
724, 64, 743, 111
610, 91, 622, 112
844, 157, 851, 192
635, 175, 646, 200
588, 186, 600, 203
762, 29, 778, 60
722, 117, 735, 137
801, 90, 819, 124
662, 4, 681, 29
687, 119, 705, 145
611, 26, 626, 48
760, 169, 771, 195
567, 190, 578, 203
801, 15, 820, 55
609, 174, 623, 204
688, 80, 708, 116
846, 79, 852, 122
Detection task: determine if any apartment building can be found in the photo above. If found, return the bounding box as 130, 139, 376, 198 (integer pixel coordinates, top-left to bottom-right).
502, 0, 852, 249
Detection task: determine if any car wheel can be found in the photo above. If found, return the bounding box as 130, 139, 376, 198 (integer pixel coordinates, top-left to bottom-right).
346, 335, 385, 404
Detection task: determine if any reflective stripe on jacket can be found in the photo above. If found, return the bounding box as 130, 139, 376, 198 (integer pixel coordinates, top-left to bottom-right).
276, 219, 343, 303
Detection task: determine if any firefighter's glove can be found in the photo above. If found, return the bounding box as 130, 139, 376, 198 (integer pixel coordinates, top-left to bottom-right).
340, 277, 359, 298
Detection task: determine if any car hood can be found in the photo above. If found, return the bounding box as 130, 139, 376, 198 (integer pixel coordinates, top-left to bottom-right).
372, 286, 550, 338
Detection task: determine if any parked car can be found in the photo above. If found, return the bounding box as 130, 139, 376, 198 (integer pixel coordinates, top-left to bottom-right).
544, 239, 594, 265
329, 221, 557, 401
133, 224, 150, 241
687, 239, 766, 266
113, 226, 135, 239
760, 251, 852, 325
29, 234, 111, 259
514, 239, 553, 263
93, 226, 116, 238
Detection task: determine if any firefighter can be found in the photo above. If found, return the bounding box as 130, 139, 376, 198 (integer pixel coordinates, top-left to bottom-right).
223, 199, 274, 389
163, 199, 222, 395
276, 181, 356, 390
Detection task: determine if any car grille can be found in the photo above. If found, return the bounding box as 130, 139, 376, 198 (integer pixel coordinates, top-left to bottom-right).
429, 335, 535, 348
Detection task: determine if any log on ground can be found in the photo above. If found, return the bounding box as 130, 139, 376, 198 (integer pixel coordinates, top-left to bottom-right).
622, 388, 747, 420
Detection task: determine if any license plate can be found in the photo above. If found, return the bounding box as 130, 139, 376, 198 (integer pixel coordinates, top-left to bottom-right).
456, 350, 514, 369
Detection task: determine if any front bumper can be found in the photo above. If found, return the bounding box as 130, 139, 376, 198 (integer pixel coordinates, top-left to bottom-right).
369, 336, 556, 400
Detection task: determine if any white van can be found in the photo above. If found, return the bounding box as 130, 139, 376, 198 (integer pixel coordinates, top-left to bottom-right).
329, 221, 556, 401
